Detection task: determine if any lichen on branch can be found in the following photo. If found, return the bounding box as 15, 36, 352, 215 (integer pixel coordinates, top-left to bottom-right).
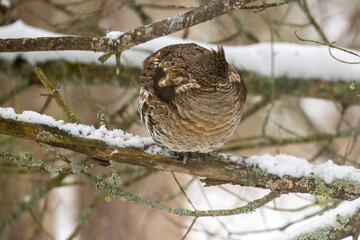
0, 108, 360, 201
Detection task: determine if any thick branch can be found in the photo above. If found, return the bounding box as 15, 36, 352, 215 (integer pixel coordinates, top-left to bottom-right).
0, 0, 257, 63
97, 0, 252, 62
0, 116, 359, 201
0, 36, 96, 52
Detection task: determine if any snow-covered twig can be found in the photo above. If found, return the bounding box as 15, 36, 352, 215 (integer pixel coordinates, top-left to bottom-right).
272, 198, 360, 240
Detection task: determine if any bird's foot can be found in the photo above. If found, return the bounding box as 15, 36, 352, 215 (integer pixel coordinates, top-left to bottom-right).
173, 152, 191, 165
182, 152, 189, 165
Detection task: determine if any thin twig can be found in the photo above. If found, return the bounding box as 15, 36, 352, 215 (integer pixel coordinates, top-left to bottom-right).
66, 193, 107, 240
294, 31, 360, 64
171, 172, 197, 210
140, 3, 199, 9
0, 79, 31, 105
34, 67, 81, 124
0, 169, 67, 234
241, 96, 270, 121
38, 143, 72, 164
261, 103, 274, 137
115, 53, 121, 75
88, 172, 283, 217
181, 216, 198, 240
328, 43, 360, 65
299, 0, 329, 44
160, 177, 196, 203
28, 208, 55, 240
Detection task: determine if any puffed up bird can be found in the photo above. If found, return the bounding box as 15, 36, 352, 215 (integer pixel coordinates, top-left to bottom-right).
138, 43, 247, 165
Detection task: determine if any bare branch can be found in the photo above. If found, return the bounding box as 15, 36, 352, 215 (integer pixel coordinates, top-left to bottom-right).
298, 0, 329, 44
294, 31, 360, 64
34, 67, 81, 124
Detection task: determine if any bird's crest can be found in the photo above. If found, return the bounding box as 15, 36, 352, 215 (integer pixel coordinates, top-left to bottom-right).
213, 46, 228, 77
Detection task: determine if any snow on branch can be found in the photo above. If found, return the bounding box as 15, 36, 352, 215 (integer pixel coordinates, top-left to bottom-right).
272, 198, 360, 240
0, 107, 154, 149
1, 107, 360, 201
1, 21, 359, 82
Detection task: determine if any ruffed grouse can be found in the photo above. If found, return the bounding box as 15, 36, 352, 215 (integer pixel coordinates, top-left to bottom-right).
138, 43, 247, 164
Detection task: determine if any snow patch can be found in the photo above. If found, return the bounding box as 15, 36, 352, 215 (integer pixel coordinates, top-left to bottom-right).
1, 21, 359, 81
106, 31, 123, 40
0, 107, 154, 149
144, 144, 172, 156
52, 176, 79, 240
0, 20, 61, 38
1, 0, 10, 7
272, 198, 360, 240
229, 153, 360, 184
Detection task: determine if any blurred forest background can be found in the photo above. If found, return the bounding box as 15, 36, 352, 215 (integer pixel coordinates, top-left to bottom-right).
0, 0, 359, 239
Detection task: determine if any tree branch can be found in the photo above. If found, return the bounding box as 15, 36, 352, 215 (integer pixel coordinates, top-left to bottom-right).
279, 204, 360, 240
0, 0, 250, 55
1, 113, 360, 201
0, 0, 299, 63
1, 59, 359, 106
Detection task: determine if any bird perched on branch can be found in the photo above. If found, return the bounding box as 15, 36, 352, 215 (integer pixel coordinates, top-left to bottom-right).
138, 43, 247, 164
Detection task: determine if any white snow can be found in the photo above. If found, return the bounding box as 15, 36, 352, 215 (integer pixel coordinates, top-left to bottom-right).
272, 198, 360, 240
144, 144, 172, 156
228, 153, 360, 184
300, 98, 340, 133
0, 20, 62, 38
0, 107, 154, 148
52, 176, 80, 240
1, 20, 359, 81
1, 0, 10, 7
110, 149, 119, 155
106, 31, 123, 40
224, 43, 360, 81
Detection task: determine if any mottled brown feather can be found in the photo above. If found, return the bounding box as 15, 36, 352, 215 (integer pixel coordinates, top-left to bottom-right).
138, 43, 247, 156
